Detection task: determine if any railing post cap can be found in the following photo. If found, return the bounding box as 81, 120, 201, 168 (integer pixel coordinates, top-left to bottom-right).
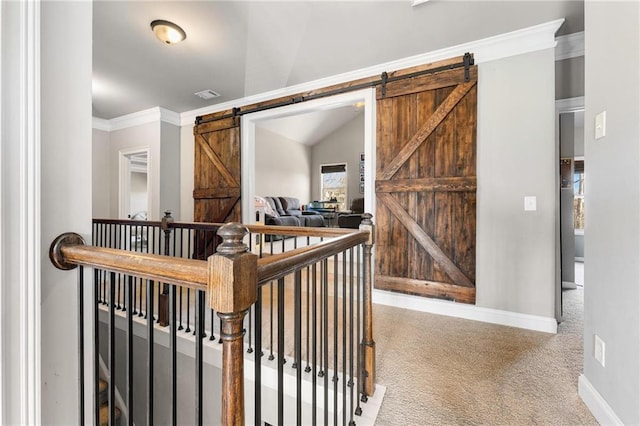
217, 222, 249, 255
49, 232, 86, 270
162, 210, 174, 230
361, 213, 373, 225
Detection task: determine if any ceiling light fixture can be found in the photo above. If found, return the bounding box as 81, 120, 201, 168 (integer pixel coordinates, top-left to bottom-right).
150, 19, 186, 45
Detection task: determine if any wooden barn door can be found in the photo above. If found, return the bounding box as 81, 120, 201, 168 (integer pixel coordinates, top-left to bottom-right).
375, 61, 477, 304
193, 116, 241, 224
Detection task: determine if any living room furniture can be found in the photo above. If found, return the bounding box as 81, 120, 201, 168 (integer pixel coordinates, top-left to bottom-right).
262, 196, 325, 227
337, 198, 365, 229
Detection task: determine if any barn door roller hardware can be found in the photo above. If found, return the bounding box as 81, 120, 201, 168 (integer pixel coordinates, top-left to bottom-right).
196, 53, 474, 124
380, 72, 389, 97
463, 52, 473, 82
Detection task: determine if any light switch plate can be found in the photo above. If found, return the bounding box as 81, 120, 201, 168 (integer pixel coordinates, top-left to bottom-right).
524, 196, 537, 211
595, 111, 606, 139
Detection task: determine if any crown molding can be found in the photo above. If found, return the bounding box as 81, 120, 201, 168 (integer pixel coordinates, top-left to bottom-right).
92, 106, 180, 132
92, 117, 110, 131
179, 18, 564, 126
555, 31, 585, 61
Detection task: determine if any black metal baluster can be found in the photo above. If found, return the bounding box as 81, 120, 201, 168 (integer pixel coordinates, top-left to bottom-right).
305, 265, 311, 373
312, 263, 318, 426
186, 289, 191, 333
278, 277, 285, 425
247, 305, 253, 354
170, 284, 177, 426
195, 290, 204, 426
268, 281, 274, 361
94, 269, 100, 426
318, 260, 324, 379
355, 245, 362, 416
77, 266, 84, 426
323, 258, 329, 426
178, 229, 185, 330
349, 249, 355, 426
109, 272, 116, 426
255, 287, 263, 426
333, 255, 339, 426
127, 275, 134, 426
342, 252, 348, 426
138, 275, 144, 317
295, 270, 302, 425
209, 308, 216, 341
147, 280, 154, 426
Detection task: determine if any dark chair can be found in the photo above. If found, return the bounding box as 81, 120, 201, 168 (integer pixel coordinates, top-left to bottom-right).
337, 198, 365, 229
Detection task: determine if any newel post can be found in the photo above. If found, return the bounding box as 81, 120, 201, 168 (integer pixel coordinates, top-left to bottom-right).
158, 210, 174, 326
359, 213, 376, 399
208, 223, 258, 426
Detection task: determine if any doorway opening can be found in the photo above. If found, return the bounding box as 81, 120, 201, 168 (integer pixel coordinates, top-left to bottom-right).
119, 147, 150, 220
556, 97, 585, 323
240, 89, 376, 225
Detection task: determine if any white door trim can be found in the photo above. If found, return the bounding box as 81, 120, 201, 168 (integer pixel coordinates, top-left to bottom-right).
118, 146, 150, 219
240, 88, 377, 225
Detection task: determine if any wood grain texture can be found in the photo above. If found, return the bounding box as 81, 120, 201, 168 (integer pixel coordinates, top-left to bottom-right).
218, 311, 248, 426
60, 245, 208, 290
378, 80, 476, 181
375, 275, 476, 304
194, 122, 241, 224
377, 192, 473, 288
376, 177, 477, 193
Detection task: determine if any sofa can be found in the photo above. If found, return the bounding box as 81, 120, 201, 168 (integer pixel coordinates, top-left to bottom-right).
263, 196, 325, 227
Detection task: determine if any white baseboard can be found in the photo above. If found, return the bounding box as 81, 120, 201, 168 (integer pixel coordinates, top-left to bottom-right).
563, 281, 578, 289
578, 374, 624, 425
372, 289, 558, 334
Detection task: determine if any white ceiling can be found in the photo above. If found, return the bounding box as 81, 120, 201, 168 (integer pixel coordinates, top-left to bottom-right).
92, 1, 584, 120
257, 106, 363, 146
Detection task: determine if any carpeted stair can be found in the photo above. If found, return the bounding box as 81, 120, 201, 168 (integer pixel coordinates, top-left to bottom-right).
98, 378, 122, 426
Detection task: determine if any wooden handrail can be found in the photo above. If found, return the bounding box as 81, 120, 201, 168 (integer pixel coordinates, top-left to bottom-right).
56, 244, 208, 291
256, 231, 369, 285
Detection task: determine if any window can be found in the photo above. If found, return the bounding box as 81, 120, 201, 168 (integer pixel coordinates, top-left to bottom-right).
574, 159, 584, 232
320, 163, 347, 211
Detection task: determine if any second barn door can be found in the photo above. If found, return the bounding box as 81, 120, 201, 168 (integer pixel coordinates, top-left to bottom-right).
375, 58, 477, 303
193, 116, 241, 224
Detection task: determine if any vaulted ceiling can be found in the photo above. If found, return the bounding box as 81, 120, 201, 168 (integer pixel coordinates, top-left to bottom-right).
92, 1, 584, 120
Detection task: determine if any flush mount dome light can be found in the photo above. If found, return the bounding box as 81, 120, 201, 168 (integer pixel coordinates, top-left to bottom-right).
150, 20, 186, 45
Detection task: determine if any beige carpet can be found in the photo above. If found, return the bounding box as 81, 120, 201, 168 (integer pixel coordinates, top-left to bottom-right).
372, 287, 596, 425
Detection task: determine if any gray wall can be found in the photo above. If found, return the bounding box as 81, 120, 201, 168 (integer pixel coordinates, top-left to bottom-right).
93, 128, 111, 218
108, 122, 160, 219
475, 48, 556, 318
40, 1, 94, 422
180, 125, 195, 222
311, 113, 365, 206
160, 121, 181, 218
583, 1, 640, 424
255, 127, 312, 202
556, 56, 585, 100
97, 121, 180, 221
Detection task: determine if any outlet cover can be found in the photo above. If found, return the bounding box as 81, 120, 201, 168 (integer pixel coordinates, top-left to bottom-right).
594, 334, 605, 367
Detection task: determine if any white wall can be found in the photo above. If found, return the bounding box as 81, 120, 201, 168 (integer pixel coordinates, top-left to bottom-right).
93, 128, 111, 218
40, 1, 93, 423
255, 127, 312, 202
475, 48, 556, 318
582, 2, 640, 424
310, 113, 364, 207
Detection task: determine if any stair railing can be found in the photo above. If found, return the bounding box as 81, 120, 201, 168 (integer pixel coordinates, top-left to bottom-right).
50, 218, 376, 425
